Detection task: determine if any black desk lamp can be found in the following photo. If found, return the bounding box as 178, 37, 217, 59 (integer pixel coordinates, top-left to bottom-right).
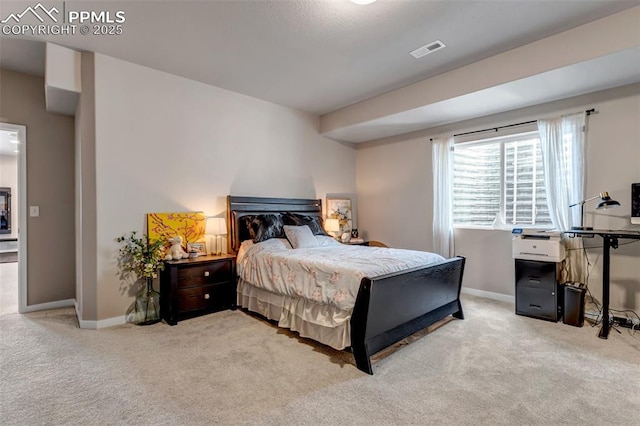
569, 192, 620, 230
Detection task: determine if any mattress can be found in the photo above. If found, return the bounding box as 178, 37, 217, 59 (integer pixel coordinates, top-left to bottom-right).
236, 237, 445, 350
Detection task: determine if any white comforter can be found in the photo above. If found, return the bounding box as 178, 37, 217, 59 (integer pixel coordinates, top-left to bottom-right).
237, 237, 445, 311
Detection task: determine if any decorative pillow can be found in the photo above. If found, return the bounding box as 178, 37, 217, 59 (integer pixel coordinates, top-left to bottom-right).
239, 215, 255, 243
249, 214, 284, 243
282, 212, 328, 236
283, 225, 319, 249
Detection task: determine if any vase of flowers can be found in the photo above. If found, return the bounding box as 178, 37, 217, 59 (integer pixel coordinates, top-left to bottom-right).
116, 231, 165, 325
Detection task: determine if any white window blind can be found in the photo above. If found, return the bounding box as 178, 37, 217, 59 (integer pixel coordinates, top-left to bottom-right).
453, 131, 552, 227
453, 142, 501, 226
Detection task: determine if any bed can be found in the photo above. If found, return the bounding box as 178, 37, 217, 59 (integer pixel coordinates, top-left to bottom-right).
227, 195, 465, 374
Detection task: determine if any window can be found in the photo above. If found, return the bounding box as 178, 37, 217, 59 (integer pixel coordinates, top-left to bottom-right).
453, 131, 552, 228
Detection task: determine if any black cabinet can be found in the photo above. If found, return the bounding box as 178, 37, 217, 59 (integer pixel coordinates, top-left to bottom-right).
160, 254, 236, 325
515, 259, 562, 322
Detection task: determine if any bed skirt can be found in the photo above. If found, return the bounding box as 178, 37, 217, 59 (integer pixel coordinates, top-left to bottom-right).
236, 278, 351, 350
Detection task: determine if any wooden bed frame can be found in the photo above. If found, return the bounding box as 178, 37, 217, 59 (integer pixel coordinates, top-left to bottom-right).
227, 195, 465, 375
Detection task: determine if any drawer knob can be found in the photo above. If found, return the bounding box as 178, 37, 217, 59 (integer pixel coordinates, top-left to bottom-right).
204, 293, 210, 300
204, 271, 210, 277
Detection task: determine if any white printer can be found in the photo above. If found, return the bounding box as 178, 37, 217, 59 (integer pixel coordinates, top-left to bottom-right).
512, 229, 566, 262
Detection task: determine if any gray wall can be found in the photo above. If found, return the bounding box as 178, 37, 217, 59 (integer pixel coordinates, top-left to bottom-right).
75, 52, 97, 321
0, 69, 75, 305
0, 154, 18, 239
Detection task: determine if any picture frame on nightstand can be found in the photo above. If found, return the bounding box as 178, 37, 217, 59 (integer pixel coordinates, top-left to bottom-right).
186, 241, 207, 257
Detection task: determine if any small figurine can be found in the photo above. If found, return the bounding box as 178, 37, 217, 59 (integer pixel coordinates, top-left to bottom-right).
165, 236, 189, 260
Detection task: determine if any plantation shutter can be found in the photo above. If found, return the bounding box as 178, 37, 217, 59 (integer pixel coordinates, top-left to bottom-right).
453, 142, 501, 226
453, 131, 552, 227
504, 137, 551, 225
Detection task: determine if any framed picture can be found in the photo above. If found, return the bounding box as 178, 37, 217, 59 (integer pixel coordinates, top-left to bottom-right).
147, 212, 207, 254
186, 241, 207, 256
326, 196, 353, 233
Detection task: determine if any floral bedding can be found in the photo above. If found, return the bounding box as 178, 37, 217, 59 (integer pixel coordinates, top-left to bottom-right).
237, 237, 445, 312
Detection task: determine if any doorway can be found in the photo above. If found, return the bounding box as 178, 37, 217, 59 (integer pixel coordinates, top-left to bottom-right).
0, 123, 27, 313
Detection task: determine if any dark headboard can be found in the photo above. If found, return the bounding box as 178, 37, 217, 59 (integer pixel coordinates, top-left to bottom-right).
227, 196, 323, 253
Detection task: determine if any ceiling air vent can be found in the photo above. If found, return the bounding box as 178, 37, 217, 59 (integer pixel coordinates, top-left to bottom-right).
409, 40, 446, 59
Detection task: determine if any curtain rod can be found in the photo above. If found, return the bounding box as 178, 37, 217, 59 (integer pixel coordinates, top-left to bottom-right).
452, 108, 596, 138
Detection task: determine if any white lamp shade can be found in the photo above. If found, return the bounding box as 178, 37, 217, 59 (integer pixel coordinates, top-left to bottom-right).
325, 218, 340, 233
205, 217, 227, 235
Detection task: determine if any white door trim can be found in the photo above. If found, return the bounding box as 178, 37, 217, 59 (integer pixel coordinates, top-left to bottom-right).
1, 122, 27, 313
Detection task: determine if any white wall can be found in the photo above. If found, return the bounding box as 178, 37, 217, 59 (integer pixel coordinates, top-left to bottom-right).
0, 154, 18, 239
356, 83, 640, 310
90, 53, 356, 320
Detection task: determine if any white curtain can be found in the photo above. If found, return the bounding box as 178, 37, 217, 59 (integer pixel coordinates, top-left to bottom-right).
432, 136, 455, 258
537, 112, 587, 230
538, 112, 587, 283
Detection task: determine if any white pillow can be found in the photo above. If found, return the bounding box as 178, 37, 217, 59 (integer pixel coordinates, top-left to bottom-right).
283, 225, 318, 249
315, 235, 341, 247
253, 238, 292, 251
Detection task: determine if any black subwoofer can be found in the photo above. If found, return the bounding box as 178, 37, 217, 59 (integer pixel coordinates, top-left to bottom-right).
632, 183, 640, 224
563, 284, 586, 327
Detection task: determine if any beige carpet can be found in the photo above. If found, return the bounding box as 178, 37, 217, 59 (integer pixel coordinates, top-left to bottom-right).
1, 261, 639, 425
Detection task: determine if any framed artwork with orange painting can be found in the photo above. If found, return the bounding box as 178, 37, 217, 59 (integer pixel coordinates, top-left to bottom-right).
146, 212, 207, 252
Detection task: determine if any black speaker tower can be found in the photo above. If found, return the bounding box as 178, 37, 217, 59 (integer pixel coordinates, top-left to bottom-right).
632, 183, 640, 225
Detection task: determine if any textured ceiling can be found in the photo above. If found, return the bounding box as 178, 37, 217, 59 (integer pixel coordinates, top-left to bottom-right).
1, 0, 637, 115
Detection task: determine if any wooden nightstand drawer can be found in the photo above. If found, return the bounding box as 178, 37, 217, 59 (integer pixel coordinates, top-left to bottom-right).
160, 254, 236, 325
177, 284, 229, 312
176, 261, 232, 288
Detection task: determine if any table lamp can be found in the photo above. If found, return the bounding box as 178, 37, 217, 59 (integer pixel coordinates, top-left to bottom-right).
205, 217, 227, 255
325, 218, 340, 239
569, 192, 620, 230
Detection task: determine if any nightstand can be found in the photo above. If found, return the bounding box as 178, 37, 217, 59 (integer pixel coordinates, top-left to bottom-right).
344, 240, 369, 246
160, 254, 236, 325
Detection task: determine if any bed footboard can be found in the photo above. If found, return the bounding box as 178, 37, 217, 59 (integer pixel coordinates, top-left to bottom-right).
350, 256, 465, 374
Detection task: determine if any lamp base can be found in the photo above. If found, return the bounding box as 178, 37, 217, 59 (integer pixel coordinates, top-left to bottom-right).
571, 226, 593, 231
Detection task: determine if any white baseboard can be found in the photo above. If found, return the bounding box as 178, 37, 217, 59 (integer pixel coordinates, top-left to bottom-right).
74, 302, 127, 329
21, 298, 75, 313
97, 315, 127, 328
461, 287, 515, 304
